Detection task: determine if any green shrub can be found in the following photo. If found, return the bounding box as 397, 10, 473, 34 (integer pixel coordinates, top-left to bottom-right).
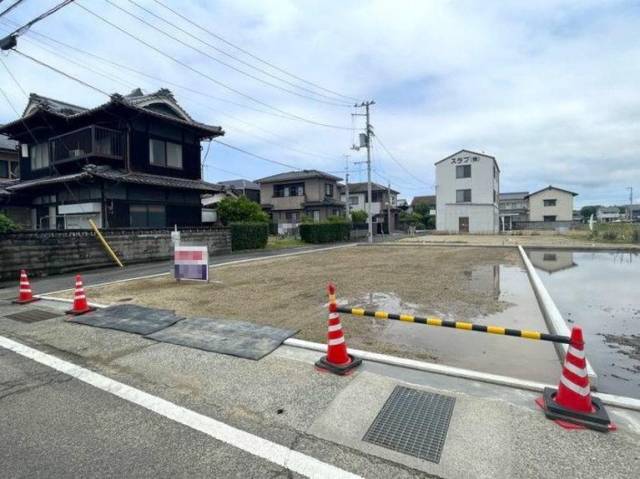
0, 213, 18, 233
299, 222, 351, 243
325, 214, 348, 223
602, 230, 618, 241
218, 196, 268, 225
350, 210, 367, 223
230, 222, 268, 250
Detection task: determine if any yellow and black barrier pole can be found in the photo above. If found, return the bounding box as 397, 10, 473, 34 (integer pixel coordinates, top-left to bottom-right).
336, 306, 571, 344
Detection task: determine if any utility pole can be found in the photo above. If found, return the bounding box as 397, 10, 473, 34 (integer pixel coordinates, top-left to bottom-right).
344, 155, 351, 219
353, 100, 375, 243
627, 186, 634, 221
387, 182, 392, 234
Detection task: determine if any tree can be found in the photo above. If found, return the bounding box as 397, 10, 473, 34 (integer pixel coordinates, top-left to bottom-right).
412, 203, 435, 229
580, 205, 599, 221
350, 209, 367, 223
0, 213, 19, 233
217, 196, 269, 225
399, 211, 424, 228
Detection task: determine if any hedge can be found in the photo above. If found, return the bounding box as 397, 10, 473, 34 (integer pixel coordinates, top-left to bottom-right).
299, 222, 351, 243
230, 222, 269, 250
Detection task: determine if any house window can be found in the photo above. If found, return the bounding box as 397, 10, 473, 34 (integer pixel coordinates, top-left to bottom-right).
543, 215, 557, 222
349, 196, 359, 205
456, 165, 471, 178
130, 204, 166, 227
30, 143, 50, 170
325, 183, 334, 197
285, 211, 299, 223
149, 139, 183, 169
456, 189, 472, 203
543, 199, 557, 207
0, 161, 7, 178
493, 190, 497, 203
493, 165, 497, 179
312, 210, 320, 222
273, 183, 304, 197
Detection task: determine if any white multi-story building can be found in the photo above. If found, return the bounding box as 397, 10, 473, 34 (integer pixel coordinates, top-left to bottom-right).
435, 149, 499, 233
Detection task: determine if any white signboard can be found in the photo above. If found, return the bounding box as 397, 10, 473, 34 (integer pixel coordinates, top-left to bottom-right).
174, 246, 209, 282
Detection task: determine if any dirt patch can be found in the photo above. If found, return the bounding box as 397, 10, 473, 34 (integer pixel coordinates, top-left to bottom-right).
61, 245, 520, 362
601, 334, 640, 372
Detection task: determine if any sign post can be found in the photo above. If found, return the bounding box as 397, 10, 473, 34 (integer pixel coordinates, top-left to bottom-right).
174, 246, 209, 282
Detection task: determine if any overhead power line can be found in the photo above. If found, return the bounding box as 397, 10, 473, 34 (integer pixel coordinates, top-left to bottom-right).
214, 140, 301, 170
0, 23, 343, 164
126, 0, 352, 106
0, 0, 26, 19
373, 134, 430, 187
75, 1, 352, 130
3, 0, 74, 38
13, 48, 111, 96
150, 0, 359, 103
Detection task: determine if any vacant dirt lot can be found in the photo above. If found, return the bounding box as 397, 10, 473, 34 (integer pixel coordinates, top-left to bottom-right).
61, 245, 521, 361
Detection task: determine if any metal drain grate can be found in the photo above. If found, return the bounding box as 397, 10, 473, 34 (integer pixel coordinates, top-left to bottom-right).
363, 386, 456, 464
3, 309, 63, 323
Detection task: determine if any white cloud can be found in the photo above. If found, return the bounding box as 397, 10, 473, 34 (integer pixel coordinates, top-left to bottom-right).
0, 0, 638, 205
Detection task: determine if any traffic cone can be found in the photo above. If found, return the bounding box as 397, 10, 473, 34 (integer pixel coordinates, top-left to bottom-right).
65, 274, 95, 316
13, 270, 40, 304
536, 327, 615, 432
315, 282, 362, 375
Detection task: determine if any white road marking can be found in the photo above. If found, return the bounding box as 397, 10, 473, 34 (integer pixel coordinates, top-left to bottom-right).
0, 335, 362, 479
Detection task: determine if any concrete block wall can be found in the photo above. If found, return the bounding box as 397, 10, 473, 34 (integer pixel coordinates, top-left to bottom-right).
0, 227, 231, 281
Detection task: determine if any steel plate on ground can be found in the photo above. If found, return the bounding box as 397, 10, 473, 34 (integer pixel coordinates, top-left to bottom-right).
145, 317, 298, 360
363, 386, 456, 464
67, 304, 183, 335
3, 308, 63, 323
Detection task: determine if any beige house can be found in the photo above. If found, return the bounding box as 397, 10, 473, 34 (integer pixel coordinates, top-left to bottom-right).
257, 170, 345, 231
526, 186, 577, 222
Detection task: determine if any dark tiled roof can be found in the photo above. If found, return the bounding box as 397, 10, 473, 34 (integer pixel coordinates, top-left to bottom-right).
0, 178, 19, 196
410, 195, 436, 207
92, 168, 223, 192
256, 169, 342, 183
4, 89, 223, 138
525, 185, 578, 198
5, 166, 223, 193
339, 182, 399, 194
218, 179, 260, 190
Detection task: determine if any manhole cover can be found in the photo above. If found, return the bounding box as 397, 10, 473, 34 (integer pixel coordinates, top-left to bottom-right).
363, 386, 456, 464
4, 308, 63, 323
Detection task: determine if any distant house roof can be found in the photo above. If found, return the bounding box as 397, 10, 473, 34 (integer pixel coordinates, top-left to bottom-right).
434, 149, 500, 171
0, 133, 18, 151
256, 170, 342, 183
525, 185, 578, 198
499, 192, 529, 200
218, 179, 260, 190
410, 195, 436, 207
1, 88, 224, 139
5, 165, 223, 194
338, 182, 399, 194
597, 206, 621, 214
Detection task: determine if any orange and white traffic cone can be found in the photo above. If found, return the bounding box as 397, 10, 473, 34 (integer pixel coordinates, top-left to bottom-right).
65, 274, 95, 316
315, 282, 362, 375
13, 269, 40, 304
536, 327, 615, 432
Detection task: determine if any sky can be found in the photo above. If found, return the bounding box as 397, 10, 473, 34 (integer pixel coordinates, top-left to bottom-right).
0, 0, 639, 207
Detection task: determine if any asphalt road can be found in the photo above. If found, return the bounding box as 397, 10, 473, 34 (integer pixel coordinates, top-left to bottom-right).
0, 347, 295, 478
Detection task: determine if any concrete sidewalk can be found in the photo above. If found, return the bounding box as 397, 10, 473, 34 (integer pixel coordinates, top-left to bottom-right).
1, 298, 639, 478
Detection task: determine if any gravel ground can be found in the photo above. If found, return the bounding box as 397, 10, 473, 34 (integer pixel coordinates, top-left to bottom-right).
59, 245, 521, 362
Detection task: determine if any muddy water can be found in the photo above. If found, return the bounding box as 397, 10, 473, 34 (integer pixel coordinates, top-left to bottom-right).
341, 264, 561, 384
528, 249, 640, 398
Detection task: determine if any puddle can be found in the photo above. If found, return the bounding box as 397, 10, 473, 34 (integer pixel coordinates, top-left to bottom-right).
528, 249, 640, 398
342, 264, 561, 383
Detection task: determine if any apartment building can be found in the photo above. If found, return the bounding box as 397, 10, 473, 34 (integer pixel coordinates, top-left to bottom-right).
499, 191, 529, 231
435, 149, 499, 233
